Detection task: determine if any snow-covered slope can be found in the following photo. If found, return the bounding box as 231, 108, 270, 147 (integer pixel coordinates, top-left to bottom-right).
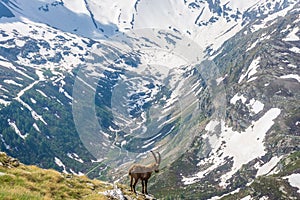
84, 0, 298, 53
1, 0, 116, 38
2, 0, 299, 52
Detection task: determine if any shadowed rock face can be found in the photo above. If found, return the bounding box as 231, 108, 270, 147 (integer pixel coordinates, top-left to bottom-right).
0, 2, 14, 18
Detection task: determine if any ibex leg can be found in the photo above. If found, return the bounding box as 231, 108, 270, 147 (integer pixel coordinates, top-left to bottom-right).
141, 180, 145, 194
130, 176, 133, 191
144, 179, 148, 195
133, 178, 138, 194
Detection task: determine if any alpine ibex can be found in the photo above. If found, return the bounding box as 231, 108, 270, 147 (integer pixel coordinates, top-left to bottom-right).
128, 151, 161, 194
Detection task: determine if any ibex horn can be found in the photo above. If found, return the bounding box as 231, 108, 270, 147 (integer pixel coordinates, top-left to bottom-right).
157, 152, 161, 164
150, 150, 158, 163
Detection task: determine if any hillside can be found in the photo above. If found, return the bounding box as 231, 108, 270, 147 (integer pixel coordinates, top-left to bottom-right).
1, 150, 299, 199
150, 151, 300, 199
149, 2, 300, 198
0, 152, 153, 200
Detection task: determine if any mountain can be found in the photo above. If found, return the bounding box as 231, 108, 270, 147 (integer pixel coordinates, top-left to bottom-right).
149, 2, 300, 198
0, 0, 299, 199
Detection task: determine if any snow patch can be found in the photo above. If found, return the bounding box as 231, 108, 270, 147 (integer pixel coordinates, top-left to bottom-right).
287, 64, 297, 68
290, 46, 300, 54
15, 39, 26, 47
182, 108, 281, 186
91, 158, 104, 163
30, 98, 37, 104
208, 188, 240, 200
54, 157, 68, 174
67, 153, 84, 163
3, 80, 23, 87
63, 0, 90, 15
0, 134, 10, 149
255, 156, 283, 177
239, 57, 260, 83
216, 74, 227, 86
246, 39, 259, 52
246, 34, 270, 52
247, 99, 264, 114
280, 74, 300, 82
33, 123, 41, 132
14, 75, 47, 125
205, 120, 220, 132
251, 1, 296, 33
36, 89, 48, 98
247, 76, 258, 82
241, 195, 252, 200
284, 173, 300, 193
0, 99, 10, 106
230, 93, 247, 104
69, 169, 84, 176
8, 119, 29, 139
283, 27, 300, 42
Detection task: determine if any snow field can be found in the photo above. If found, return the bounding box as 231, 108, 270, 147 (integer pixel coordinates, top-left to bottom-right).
182, 108, 281, 186
283, 173, 300, 193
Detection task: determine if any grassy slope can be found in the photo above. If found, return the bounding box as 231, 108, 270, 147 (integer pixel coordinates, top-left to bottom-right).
0, 152, 149, 200
2, 149, 298, 200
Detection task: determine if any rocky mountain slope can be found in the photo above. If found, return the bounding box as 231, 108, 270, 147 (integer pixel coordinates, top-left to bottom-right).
149, 2, 300, 199
0, 0, 299, 199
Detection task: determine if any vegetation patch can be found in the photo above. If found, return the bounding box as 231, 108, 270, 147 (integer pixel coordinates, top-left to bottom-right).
0, 152, 155, 200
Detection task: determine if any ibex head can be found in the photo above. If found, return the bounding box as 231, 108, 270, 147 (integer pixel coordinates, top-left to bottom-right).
151, 150, 161, 173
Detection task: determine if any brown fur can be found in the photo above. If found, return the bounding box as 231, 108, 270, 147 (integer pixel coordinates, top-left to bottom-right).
128, 151, 161, 194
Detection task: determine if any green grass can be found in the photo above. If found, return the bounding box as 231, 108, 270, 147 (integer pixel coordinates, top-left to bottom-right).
0, 164, 111, 200
0, 152, 111, 200
0, 152, 154, 200
278, 151, 300, 176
